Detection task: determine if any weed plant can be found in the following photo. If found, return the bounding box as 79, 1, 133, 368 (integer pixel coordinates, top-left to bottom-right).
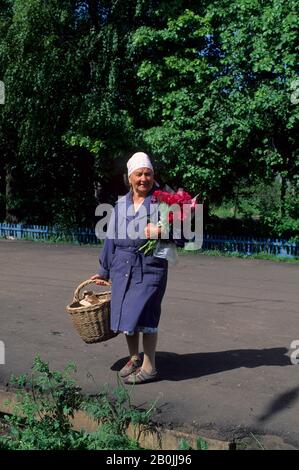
0, 356, 155, 450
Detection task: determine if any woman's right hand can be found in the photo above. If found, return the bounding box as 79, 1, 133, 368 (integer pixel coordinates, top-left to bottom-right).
90, 274, 111, 286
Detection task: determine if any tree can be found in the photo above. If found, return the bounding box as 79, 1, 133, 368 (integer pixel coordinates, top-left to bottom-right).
130, 0, 299, 202
0, 0, 297, 226
63, 0, 140, 204
0, 0, 96, 224
0, 0, 14, 220
208, 0, 299, 205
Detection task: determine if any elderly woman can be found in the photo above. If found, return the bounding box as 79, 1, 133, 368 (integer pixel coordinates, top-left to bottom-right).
91, 152, 172, 384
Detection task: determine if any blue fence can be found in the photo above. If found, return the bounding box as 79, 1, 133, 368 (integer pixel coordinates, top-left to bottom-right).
0, 223, 298, 258
0, 223, 99, 245
202, 234, 298, 258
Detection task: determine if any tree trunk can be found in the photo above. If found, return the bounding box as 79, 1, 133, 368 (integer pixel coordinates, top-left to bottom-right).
0, 163, 5, 221
280, 175, 287, 219
88, 0, 99, 29
5, 163, 19, 223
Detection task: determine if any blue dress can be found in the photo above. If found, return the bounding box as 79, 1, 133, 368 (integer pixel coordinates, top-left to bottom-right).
98, 189, 169, 333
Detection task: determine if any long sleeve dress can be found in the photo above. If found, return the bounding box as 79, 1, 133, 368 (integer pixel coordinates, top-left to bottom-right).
98, 188, 176, 334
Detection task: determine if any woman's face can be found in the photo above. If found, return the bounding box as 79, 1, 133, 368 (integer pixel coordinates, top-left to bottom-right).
129, 167, 154, 197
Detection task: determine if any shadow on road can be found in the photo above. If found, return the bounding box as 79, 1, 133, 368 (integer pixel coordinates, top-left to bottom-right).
111, 347, 290, 381
257, 385, 299, 423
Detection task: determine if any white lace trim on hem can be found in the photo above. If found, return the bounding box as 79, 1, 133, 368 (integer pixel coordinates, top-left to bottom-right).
123, 326, 158, 335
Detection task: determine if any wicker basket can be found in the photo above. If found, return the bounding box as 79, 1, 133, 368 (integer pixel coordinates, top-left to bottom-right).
66, 279, 118, 344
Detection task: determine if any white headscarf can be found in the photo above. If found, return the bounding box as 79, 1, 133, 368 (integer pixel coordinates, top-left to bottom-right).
127, 152, 153, 176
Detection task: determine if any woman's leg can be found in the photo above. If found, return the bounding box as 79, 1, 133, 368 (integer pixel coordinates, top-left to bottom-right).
125, 332, 140, 359
142, 332, 158, 373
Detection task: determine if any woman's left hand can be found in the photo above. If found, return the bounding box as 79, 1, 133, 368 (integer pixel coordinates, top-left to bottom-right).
144, 223, 161, 239
90, 274, 111, 285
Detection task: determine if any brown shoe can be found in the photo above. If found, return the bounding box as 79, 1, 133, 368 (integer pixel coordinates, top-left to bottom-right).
119, 356, 141, 378
124, 368, 158, 385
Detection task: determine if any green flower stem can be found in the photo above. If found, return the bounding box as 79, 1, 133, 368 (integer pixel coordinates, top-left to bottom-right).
138, 239, 158, 255
138, 220, 165, 255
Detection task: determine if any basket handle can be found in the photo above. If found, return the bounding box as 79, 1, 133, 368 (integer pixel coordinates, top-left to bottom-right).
74, 279, 111, 302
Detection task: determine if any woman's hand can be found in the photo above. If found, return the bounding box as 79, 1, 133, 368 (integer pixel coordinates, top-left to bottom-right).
144, 223, 162, 239
90, 274, 111, 286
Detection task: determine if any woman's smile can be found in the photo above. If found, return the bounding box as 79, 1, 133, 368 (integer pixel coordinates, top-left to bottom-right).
129, 168, 154, 195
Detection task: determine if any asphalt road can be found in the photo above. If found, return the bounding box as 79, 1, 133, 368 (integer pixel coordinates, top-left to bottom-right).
0, 239, 299, 449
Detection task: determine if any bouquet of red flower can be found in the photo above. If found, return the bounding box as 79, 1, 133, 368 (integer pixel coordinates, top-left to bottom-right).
139, 187, 198, 257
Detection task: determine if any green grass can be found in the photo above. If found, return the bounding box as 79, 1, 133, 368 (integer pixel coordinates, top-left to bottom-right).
178, 248, 299, 263
1, 234, 103, 247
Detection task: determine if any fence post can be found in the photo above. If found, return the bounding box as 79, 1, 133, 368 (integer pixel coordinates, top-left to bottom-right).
16, 224, 21, 239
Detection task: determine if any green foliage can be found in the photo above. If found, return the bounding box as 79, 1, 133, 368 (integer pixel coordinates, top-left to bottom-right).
0, 356, 154, 450
0, 0, 95, 224
83, 375, 157, 437
196, 436, 209, 450
131, 0, 298, 200
178, 436, 209, 450
178, 438, 193, 450
1, 356, 83, 449
0, 0, 298, 230
210, 179, 299, 239
178, 249, 299, 263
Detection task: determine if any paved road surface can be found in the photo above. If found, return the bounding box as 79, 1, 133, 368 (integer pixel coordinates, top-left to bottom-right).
0, 240, 298, 449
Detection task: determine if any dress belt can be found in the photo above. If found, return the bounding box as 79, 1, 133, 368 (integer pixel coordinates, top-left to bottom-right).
114, 246, 144, 268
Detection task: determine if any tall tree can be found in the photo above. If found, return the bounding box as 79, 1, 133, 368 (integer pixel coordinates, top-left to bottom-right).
0, 0, 95, 224
0, 0, 14, 220
131, 0, 299, 201
63, 0, 139, 203
208, 0, 299, 204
